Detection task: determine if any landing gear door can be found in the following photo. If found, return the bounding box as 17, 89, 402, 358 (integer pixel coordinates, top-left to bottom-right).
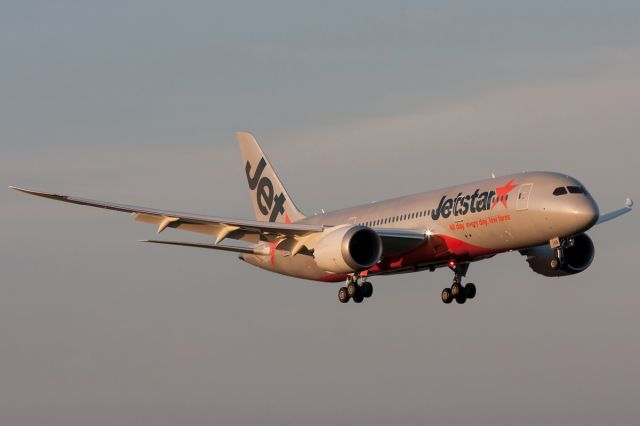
517, 183, 533, 210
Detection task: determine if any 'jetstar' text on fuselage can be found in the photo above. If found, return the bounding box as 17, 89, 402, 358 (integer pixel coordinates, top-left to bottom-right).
431, 189, 499, 221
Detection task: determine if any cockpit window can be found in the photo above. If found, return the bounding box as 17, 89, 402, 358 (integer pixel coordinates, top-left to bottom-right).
553, 187, 567, 196
567, 185, 584, 194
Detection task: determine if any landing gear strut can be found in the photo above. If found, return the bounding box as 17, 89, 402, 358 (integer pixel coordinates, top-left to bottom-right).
338, 276, 373, 304
441, 262, 477, 305
549, 237, 575, 270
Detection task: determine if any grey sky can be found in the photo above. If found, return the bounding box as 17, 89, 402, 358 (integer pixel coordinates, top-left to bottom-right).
1, 1, 639, 425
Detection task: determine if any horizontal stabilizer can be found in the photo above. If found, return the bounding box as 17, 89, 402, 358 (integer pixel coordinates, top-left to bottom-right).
138, 239, 270, 255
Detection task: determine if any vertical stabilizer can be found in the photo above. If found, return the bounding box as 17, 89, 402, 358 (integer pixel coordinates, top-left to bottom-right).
237, 132, 305, 223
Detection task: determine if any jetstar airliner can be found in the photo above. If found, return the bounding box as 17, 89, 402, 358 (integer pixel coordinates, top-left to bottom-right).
10, 132, 634, 305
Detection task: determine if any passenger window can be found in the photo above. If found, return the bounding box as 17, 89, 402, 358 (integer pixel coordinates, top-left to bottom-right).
553, 187, 567, 196
567, 186, 584, 194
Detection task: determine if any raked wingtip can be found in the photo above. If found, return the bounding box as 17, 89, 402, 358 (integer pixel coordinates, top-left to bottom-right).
8, 186, 30, 194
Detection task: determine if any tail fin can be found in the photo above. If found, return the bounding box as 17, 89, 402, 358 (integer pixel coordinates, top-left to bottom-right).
236, 132, 305, 224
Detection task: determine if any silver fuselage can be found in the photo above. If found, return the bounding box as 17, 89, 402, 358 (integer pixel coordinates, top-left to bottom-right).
242, 172, 599, 281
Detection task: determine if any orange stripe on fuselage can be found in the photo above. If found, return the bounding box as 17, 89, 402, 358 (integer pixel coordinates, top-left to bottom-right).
318, 234, 498, 282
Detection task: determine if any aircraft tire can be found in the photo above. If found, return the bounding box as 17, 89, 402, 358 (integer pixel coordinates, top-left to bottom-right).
353, 288, 364, 304
362, 282, 373, 298
347, 282, 358, 297
455, 294, 467, 304
451, 282, 464, 297
464, 283, 477, 299
441, 288, 453, 304
550, 257, 560, 270
338, 287, 350, 303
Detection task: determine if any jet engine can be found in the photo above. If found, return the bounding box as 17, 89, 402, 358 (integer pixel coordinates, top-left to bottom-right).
314, 225, 383, 274
521, 233, 595, 277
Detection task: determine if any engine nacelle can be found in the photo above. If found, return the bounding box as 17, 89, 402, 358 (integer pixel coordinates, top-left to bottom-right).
521, 234, 595, 277
314, 225, 383, 274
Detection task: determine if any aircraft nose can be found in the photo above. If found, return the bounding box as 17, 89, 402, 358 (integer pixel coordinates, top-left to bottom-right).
572, 196, 600, 231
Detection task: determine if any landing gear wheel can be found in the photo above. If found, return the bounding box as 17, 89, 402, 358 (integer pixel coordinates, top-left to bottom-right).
362, 282, 373, 298
550, 257, 560, 270
464, 283, 476, 299
455, 294, 467, 304
347, 281, 358, 297
338, 287, 349, 303
352, 287, 364, 303
441, 288, 453, 304
451, 282, 464, 297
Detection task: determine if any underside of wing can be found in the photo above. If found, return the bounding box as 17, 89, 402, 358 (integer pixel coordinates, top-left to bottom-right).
139, 239, 271, 255
9, 187, 324, 244
375, 228, 427, 256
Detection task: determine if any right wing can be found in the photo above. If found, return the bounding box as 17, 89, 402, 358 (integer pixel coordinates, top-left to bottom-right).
597, 198, 633, 225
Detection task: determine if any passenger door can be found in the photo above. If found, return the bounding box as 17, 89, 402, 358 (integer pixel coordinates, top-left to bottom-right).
517, 184, 533, 210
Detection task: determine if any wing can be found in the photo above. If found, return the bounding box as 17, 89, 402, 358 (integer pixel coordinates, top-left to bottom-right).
9, 186, 324, 244
10, 186, 429, 257
597, 198, 633, 225
138, 240, 272, 255
375, 228, 428, 255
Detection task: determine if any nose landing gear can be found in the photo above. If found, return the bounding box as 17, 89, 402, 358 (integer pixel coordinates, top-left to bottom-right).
441, 262, 477, 305
549, 237, 575, 270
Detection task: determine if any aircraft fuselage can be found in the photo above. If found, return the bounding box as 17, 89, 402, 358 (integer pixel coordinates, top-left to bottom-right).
241, 171, 599, 281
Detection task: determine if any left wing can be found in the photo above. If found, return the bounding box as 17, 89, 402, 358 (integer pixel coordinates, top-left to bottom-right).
10, 186, 430, 258
9, 186, 324, 244
375, 228, 428, 255
138, 240, 272, 255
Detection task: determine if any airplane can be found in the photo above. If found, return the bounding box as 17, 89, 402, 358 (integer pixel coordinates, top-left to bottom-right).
10, 132, 634, 305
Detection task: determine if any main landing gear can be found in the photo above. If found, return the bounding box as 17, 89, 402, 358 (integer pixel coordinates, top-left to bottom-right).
441, 262, 477, 305
338, 276, 373, 304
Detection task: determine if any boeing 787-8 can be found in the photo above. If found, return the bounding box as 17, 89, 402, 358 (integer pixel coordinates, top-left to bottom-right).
11, 132, 633, 305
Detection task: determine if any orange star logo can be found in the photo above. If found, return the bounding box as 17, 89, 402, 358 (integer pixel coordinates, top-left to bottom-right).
492, 179, 519, 209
